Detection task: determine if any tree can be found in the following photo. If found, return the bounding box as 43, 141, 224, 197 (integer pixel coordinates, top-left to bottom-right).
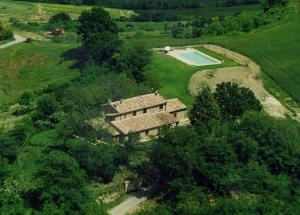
34, 94, 59, 120
239, 112, 300, 176
113, 45, 152, 82
84, 31, 121, 63
171, 23, 184, 38
196, 135, 238, 194
49, 12, 72, 24
18, 91, 35, 106
77, 7, 121, 64
78, 7, 118, 40
229, 132, 258, 164
262, 0, 288, 11
67, 140, 124, 182
190, 86, 221, 127
214, 82, 262, 121
149, 127, 199, 197
56, 112, 96, 141
0, 23, 13, 41
0, 132, 18, 163
29, 151, 92, 214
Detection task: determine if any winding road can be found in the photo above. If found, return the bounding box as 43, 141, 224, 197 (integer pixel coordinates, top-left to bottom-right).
109, 190, 149, 215
0, 34, 26, 49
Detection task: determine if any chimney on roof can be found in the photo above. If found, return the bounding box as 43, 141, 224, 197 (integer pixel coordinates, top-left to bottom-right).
120, 99, 124, 104
155, 90, 159, 95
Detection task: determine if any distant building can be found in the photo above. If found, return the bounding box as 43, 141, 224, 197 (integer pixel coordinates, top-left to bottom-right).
46, 28, 64, 37
102, 93, 188, 141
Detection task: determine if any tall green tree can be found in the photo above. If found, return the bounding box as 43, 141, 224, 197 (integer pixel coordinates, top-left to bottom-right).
84, 31, 121, 63
78, 7, 118, 40
77, 7, 121, 63
149, 127, 199, 198
214, 82, 262, 121
190, 86, 220, 127
28, 151, 94, 214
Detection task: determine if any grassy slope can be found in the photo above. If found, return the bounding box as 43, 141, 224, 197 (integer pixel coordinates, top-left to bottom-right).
0, 0, 134, 23
136, 4, 260, 19
209, 4, 300, 104
126, 3, 300, 108
146, 47, 238, 106
0, 41, 79, 104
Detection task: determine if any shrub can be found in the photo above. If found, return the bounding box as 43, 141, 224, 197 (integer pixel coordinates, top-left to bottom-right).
46, 12, 74, 31
0, 24, 13, 41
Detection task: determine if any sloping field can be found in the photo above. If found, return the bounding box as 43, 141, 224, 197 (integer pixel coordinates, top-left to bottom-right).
0, 41, 79, 104
0, 0, 135, 23
210, 3, 300, 104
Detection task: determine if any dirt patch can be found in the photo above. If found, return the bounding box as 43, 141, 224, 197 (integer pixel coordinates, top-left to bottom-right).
37, 4, 42, 15
189, 45, 299, 120
17, 31, 48, 41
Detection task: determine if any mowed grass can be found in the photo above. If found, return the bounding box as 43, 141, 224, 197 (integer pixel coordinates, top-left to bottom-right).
146, 47, 238, 106
0, 41, 80, 104
210, 14, 300, 104
0, 0, 135, 23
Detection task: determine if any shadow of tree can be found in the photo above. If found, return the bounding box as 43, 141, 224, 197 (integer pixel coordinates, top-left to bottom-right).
60, 47, 90, 70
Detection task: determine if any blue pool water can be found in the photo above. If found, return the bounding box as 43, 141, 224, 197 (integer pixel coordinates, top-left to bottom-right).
179, 50, 220, 66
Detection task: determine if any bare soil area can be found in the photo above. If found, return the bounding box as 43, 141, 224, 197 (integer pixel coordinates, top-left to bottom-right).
189, 45, 300, 120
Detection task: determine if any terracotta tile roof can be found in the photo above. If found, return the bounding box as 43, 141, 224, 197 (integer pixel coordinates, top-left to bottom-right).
110, 112, 178, 135
166, 99, 187, 112
107, 93, 167, 113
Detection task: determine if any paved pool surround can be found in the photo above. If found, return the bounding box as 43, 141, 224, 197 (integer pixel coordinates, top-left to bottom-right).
168, 48, 222, 66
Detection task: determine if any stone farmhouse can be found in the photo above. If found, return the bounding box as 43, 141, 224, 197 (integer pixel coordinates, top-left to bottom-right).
102, 93, 188, 141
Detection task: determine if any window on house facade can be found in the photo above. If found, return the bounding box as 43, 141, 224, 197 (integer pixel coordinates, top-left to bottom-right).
173, 113, 177, 118
159, 104, 164, 110
133, 111, 137, 116
143, 108, 147, 114
145, 130, 149, 135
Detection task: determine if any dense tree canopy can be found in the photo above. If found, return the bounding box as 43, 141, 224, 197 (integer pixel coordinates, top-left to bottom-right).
78, 7, 118, 40
77, 7, 121, 64
146, 84, 300, 214
190, 86, 220, 127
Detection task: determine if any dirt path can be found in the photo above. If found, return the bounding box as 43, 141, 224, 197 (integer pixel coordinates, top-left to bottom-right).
0, 34, 26, 49
189, 44, 299, 120
108, 190, 149, 215
37, 4, 42, 15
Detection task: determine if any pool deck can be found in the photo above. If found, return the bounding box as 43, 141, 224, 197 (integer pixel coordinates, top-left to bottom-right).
167, 47, 222, 66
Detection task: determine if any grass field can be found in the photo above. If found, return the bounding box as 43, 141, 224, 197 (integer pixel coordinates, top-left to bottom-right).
135, 4, 260, 19
210, 12, 300, 104
0, 0, 135, 23
146, 46, 238, 106
125, 2, 300, 109
0, 41, 79, 104
98, 0, 240, 8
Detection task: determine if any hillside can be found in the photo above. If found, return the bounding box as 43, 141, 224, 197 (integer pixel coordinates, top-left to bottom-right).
0, 41, 79, 104
210, 1, 300, 104
0, 0, 134, 23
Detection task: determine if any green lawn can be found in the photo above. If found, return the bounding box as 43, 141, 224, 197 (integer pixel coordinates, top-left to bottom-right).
0, 41, 80, 104
146, 46, 238, 106
0, 0, 135, 23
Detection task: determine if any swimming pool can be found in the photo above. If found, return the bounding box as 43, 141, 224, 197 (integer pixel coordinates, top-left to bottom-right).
168, 48, 221, 66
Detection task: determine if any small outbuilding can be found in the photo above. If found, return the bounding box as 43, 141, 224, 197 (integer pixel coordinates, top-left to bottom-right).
163, 46, 172, 54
